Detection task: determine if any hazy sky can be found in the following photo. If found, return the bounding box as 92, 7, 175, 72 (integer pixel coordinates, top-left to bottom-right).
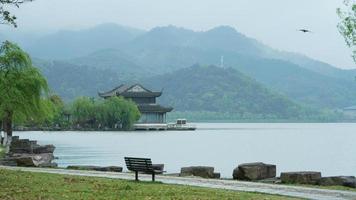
2, 0, 355, 69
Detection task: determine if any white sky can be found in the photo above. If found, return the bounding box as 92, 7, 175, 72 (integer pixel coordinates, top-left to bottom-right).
2, 0, 355, 69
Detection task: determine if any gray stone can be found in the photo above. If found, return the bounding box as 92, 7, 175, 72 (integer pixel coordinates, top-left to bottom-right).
11, 153, 55, 167
2, 137, 57, 168
0, 158, 17, 166
9, 139, 34, 154
233, 162, 276, 181
281, 171, 321, 184
180, 166, 215, 178
67, 165, 98, 170
33, 145, 56, 154
152, 164, 164, 174
317, 176, 356, 188
67, 165, 123, 172
213, 172, 221, 179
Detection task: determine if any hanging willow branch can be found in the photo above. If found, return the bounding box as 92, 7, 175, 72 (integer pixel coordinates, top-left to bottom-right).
0, 0, 33, 27
338, 0, 356, 62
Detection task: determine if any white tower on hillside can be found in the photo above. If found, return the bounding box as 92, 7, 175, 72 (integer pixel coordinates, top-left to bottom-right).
220, 55, 224, 68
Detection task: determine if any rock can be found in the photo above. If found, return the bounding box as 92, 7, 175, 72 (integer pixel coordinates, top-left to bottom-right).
281, 171, 321, 184
233, 162, 276, 181
1, 137, 57, 168
180, 166, 215, 178
11, 153, 55, 167
317, 176, 356, 188
9, 139, 34, 154
33, 145, 56, 154
0, 158, 17, 166
213, 172, 221, 179
67, 165, 98, 170
67, 165, 123, 172
152, 164, 164, 174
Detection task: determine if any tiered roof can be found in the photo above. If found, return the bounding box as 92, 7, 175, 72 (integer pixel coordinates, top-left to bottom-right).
98, 84, 173, 114
98, 84, 162, 98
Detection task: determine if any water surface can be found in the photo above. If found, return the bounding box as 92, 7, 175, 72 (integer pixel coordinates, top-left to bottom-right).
14, 123, 356, 178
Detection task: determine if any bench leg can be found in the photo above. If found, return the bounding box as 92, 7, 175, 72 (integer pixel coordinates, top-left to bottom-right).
135, 171, 139, 181
152, 172, 155, 182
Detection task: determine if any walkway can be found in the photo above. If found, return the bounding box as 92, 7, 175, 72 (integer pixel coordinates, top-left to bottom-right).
1, 166, 356, 200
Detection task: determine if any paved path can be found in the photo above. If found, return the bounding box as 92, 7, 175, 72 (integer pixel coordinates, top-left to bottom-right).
1, 166, 356, 200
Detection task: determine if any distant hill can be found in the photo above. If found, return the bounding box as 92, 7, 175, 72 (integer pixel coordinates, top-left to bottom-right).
19, 24, 356, 109
69, 49, 153, 77
142, 65, 313, 119
33, 59, 129, 100
26, 23, 145, 59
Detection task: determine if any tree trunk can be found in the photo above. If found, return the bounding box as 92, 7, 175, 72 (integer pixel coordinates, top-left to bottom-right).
3, 110, 13, 153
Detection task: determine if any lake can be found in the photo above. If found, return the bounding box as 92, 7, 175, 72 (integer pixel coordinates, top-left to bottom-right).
13, 123, 356, 178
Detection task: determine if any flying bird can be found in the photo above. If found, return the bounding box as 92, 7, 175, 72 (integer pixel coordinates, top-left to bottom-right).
298, 29, 312, 33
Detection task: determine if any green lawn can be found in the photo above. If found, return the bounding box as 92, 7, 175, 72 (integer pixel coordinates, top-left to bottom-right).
0, 169, 300, 200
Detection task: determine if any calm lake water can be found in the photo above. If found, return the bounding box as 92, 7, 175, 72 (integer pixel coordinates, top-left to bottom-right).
14, 123, 356, 178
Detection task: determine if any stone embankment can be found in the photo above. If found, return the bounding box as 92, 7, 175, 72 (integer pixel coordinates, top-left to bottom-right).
0, 136, 57, 167
230, 162, 356, 189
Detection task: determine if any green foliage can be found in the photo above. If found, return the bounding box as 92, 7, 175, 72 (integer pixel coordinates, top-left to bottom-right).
0, 41, 51, 125
70, 96, 140, 130
71, 96, 96, 125
338, 0, 356, 62
145, 65, 320, 119
0, 0, 32, 27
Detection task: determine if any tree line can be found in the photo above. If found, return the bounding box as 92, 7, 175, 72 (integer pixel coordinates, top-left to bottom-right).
47, 96, 140, 130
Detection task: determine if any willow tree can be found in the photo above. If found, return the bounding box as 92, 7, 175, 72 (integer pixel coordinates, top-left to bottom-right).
338, 0, 356, 62
1, 0, 33, 27
0, 41, 50, 149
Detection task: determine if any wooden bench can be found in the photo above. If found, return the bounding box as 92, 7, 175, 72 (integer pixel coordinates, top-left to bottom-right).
124, 157, 164, 181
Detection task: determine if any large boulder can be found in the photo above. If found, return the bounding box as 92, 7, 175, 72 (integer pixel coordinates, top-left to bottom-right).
152, 164, 164, 174
33, 145, 55, 154
10, 153, 57, 167
180, 166, 215, 178
9, 137, 55, 154
233, 162, 276, 181
9, 138, 34, 153
67, 165, 123, 172
317, 176, 356, 188
281, 171, 321, 184
0, 137, 57, 168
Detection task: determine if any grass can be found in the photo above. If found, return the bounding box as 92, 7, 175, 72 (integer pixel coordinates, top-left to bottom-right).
0, 169, 300, 200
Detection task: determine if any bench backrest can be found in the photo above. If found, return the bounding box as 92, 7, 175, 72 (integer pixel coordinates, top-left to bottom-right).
124, 157, 153, 173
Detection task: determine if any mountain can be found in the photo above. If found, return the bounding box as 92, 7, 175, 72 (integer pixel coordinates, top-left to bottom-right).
69, 49, 153, 78
142, 65, 315, 119
262, 49, 356, 80
17, 24, 356, 109
27, 23, 145, 59
33, 59, 126, 100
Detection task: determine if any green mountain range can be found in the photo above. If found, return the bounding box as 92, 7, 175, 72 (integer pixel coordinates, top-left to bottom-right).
2, 23, 356, 119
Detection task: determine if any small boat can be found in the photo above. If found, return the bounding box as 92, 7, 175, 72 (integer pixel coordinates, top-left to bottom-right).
167, 119, 196, 131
